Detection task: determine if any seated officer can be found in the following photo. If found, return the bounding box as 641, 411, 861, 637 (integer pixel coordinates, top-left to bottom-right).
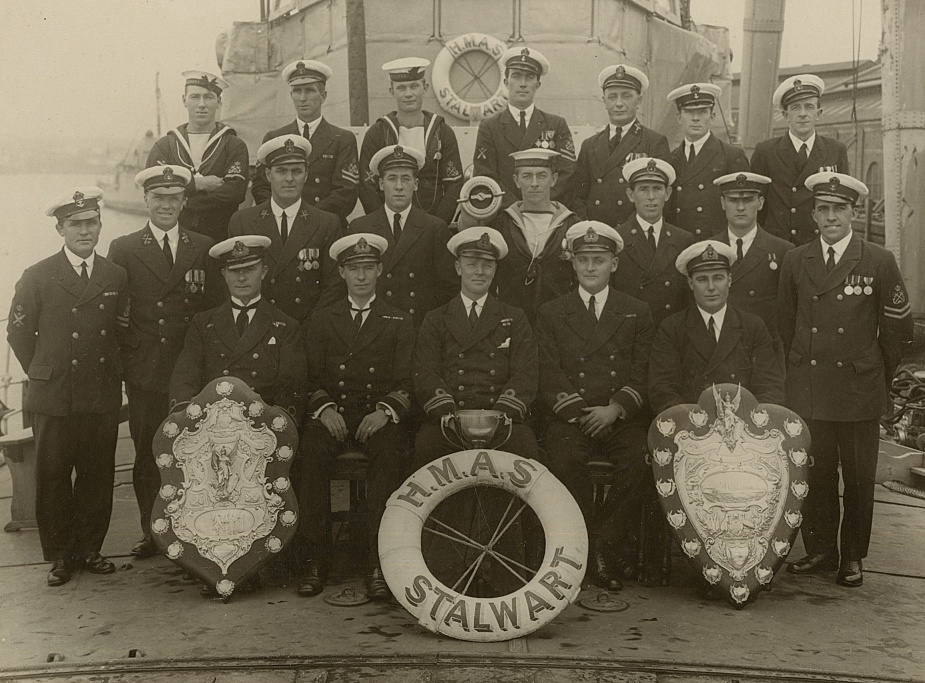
537, 221, 655, 592
228, 135, 344, 325
491, 148, 580, 323
648, 240, 784, 414
297, 233, 415, 599
613, 157, 694, 328
348, 144, 457, 327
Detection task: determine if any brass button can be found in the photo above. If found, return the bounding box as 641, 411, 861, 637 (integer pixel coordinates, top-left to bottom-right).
810, 360, 817, 367
813, 295, 819, 302
579, 389, 586, 395
72, 308, 78, 314
160, 337, 167, 343
458, 369, 464, 375
366, 384, 372, 390
837, 295, 844, 301
489, 370, 496, 376
251, 371, 257, 378
340, 394, 347, 400
792, 186, 798, 192
489, 386, 495, 392
99, 357, 106, 363
597, 179, 602, 184
594, 200, 601, 206
791, 230, 797, 235
339, 364, 346, 370
458, 385, 465, 391
315, 178, 321, 184
386, 291, 392, 296
409, 292, 415, 298
386, 273, 392, 279
71, 359, 78, 366
811, 327, 818, 333
609, 355, 615, 361
270, 278, 276, 285
158, 319, 165, 325
222, 370, 229, 375
409, 273, 415, 279
72, 332, 79, 339
696, 207, 703, 212
617, 200, 623, 206
253, 353, 259, 359
790, 208, 797, 214
295, 277, 301, 283
338, 381, 344, 387
100, 330, 106, 336
295, 298, 301, 304
489, 353, 495, 359
579, 372, 586, 379
698, 184, 704, 190
677, 186, 683, 192
458, 353, 464, 359
665, 281, 670, 287
836, 361, 843, 368
730, 373, 736, 379
458, 401, 465, 407
157, 301, 164, 308
749, 290, 755, 297
610, 371, 617, 377
338, 406, 345, 413
838, 327, 844, 334
99, 303, 105, 310
369, 367, 375, 373
665, 304, 671, 309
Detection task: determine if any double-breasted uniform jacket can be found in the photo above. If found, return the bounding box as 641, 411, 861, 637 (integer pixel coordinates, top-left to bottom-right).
305, 297, 415, 423
146, 123, 249, 242
227, 201, 344, 324
169, 299, 305, 417
414, 295, 538, 422
612, 217, 695, 326
7, 250, 129, 416
251, 118, 359, 226
777, 233, 913, 421
107, 225, 218, 394
568, 121, 672, 226
713, 226, 794, 345
491, 202, 580, 323
667, 134, 750, 239
648, 304, 785, 414
536, 287, 655, 422
473, 107, 576, 209
750, 133, 850, 246
347, 206, 457, 327
358, 111, 464, 224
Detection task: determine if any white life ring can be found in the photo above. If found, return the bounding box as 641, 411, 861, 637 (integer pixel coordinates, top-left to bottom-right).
433, 33, 509, 121
378, 449, 587, 642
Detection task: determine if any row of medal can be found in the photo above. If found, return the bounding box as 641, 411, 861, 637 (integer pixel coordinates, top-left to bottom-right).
844, 275, 874, 296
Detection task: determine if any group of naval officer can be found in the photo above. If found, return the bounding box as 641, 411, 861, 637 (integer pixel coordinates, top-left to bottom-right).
6, 45, 913, 599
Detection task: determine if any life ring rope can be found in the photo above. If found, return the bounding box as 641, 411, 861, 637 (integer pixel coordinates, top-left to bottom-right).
433, 33, 510, 121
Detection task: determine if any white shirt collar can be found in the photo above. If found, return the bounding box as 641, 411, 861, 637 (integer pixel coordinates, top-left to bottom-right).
789, 130, 816, 154
611, 119, 636, 139
63, 246, 95, 272
697, 304, 727, 335
578, 286, 609, 310
348, 294, 376, 311
461, 292, 489, 313
231, 294, 261, 308
727, 224, 758, 254
821, 231, 853, 262
271, 197, 302, 219
686, 131, 711, 155
509, 103, 535, 126
384, 204, 412, 228
148, 223, 179, 246
637, 216, 664, 238
297, 116, 322, 138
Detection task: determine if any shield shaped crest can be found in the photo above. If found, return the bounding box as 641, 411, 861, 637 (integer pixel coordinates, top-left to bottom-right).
648, 384, 810, 607
151, 377, 299, 600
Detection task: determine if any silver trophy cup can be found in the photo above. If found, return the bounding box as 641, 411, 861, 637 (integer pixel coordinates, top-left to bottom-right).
440, 409, 513, 450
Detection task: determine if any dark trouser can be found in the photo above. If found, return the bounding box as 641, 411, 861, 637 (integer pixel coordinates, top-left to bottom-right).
125, 383, 169, 535
297, 420, 408, 567
543, 418, 649, 545
802, 418, 880, 562
32, 411, 119, 562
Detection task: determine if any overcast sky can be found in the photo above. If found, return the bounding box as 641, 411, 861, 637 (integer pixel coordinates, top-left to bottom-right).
0, 0, 880, 145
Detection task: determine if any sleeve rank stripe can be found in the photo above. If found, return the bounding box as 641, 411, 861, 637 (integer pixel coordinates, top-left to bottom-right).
619, 386, 643, 406
496, 394, 527, 414
309, 389, 331, 403
386, 390, 411, 410
553, 393, 584, 412
424, 394, 455, 412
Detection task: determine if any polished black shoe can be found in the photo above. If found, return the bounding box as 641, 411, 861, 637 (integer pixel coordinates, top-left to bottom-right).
365, 566, 390, 601
590, 547, 623, 592
81, 552, 116, 574
47, 559, 72, 587
836, 559, 863, 587
787, 553, 839, 575
297, 561, 324, 597
130, 535, 157, 559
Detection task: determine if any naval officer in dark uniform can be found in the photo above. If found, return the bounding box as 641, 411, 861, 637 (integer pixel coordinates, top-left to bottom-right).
107, 165, 218, 559
665, 83, 749, 240
780, 173, 913, 588
250, 60, 359, 227
750, 74, 850, 246
7, 187, 129, 586
228, 134, 344, 324
612, 157, 694, 327
473, 46, 576, 210
359, 58, 464, 224
297, 233, 415, 599
537, 221, 655, 592
348, 144, 457, 327
569, 65, 672, 226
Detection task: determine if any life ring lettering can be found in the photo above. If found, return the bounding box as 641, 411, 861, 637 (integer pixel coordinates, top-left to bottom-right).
433, 33, 509, 121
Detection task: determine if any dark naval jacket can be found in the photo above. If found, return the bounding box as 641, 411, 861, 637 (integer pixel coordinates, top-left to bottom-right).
227, 200, 344, 324
414, 295, 538, 422
169, 299, 305, 418
667, 134, 750, 240
7, 250, 128, 416
348, 206, 457, 327
107, 224, 218, 394
568, 120, 672, 226
778, 233, 913, 422
648, 304, 785, 414
251, 118, 359, 227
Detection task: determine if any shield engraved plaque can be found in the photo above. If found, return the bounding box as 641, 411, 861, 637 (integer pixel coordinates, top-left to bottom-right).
648, 384, 811, 607
151, 377, 299, 600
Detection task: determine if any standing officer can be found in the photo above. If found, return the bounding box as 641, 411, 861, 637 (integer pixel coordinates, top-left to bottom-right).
107, 166, 218, 560
348, 144, 457, 327
473, 47, 576, 209
359, 58, 463, 224
569, 65, 671, 226
780, 173, 912, 588
228, 134, 344, 324
251, 60, 359, 227
710, 172, 793, 358
665, 83, 749, 240
648, 240, 784, 414
297, 233, 415, 599
7, 187, 128, 586
146, 70, 249, 243
751, 74, 850, 246
612, 157, 694, 327
491, 148, 580, 323
537, 221, 654, 592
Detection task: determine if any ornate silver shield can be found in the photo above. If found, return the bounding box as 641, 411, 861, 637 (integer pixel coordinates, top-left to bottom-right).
648, 384, 811, 607
151, 377, 300, 600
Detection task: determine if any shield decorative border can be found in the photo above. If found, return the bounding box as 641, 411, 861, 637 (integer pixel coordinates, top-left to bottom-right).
151, 377, 300, 600
648, 384, 811, 607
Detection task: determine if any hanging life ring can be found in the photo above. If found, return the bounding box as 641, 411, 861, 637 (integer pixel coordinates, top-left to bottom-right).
432, 33, 509, 121
378, 449, 587, 642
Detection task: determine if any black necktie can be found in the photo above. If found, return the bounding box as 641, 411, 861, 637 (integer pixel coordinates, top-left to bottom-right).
588, 295, 597, 321
162, 235, 174, 269
708, 316, 717, 343
798, 142, 809, 167
646, 226, 656, 251
468, 300, 478, 328
519, 110, 527, 139
232, 302, 256, 337
688, 143, 696, 165
303, 123, 311, 140
280, 211, 289, 243
610, 128, 621, 154
80, 261, 89, 282
392, 212, 402, 242
351, 307, 368, 332
826, 246, 836, 273
736, 238, 744, 262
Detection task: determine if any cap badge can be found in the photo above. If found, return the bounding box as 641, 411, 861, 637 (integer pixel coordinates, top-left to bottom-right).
295, 61, 306, 75
163, 167, 174, 181
232, 241, 247, 256
585, 227, 599, 243
284, 139, 296, 154
204, 75, 217, 87
793, 79, 803, 91
646, 159, 658, 172
703, 245, 717, 260
73, 190, 85, 207
691, 84, 700, 96
520, 48, 530, 57
393, 146, 404, 158
735, 173, 748, 187
615, 66, 625, 80
355, 237, 371, 254
476, 232, 492, 250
